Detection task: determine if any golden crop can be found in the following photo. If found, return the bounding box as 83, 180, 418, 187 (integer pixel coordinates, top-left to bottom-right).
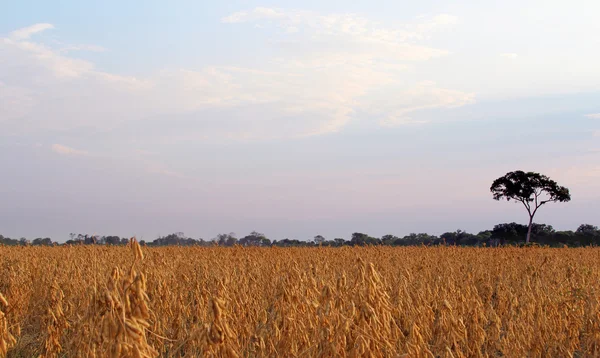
1, 243, 600, 357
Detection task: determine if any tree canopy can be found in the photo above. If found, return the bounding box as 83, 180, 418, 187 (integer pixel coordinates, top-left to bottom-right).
491, 170, 571, 243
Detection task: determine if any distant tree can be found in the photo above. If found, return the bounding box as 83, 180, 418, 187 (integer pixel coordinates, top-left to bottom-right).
576, 224, 599, 235
0, 235, 19, 246
491, 171, 571, 244
441, 230, 470, 246
214, 233, 238, 246
104, 236, 121, 245
399, 233, 439, 246
196, 238, 211, 247
457, 231, 480, 246
151, 233, 199, 246
350, 233, 369, 246
225, 234, 238, 246
313, 235, 326, 245
491, 223, 526, 245
333, 238, 346, 247
350, 233, 381, 246
381, 235, 399, 245
531, 223, 555, 238
575, 224, 600, 246
273, 238, 304, 247
84, 235, 98, 245
239, 231, 268, 247
491, 222, 558, 246
32, 237, 53, 246
476, 230, 492, 245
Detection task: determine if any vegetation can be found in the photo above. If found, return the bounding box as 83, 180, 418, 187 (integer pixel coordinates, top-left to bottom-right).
2, 223, 599, 248
491, 171, 571, 243
3, 243, 600, 356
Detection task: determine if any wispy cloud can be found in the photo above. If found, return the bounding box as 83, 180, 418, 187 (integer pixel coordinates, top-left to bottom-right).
221, 8, 458, 55
51, 144, 89, 156
3, 24, 95, 78
585, 113, 600, 119
1, 13, 474, 140
9, 23, 54, 40
375, 81, 475, 127
217, 8, 471, 134
500, 53, 518, 59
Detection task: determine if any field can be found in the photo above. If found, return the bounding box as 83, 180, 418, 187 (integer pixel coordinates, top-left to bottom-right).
2, 243, 600, 357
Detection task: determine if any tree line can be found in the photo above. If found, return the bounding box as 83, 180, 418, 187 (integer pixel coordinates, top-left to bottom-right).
1, 223, 599, 248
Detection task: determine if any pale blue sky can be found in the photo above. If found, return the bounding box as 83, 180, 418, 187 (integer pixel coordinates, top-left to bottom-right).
1, 1, 599, 241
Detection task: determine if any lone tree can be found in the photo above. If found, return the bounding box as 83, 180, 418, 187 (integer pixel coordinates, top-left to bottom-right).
490, 171, 570, 244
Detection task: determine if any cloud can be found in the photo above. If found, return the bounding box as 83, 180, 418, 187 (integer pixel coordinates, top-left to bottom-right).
500, 53, 518, 59
222, 8, 458, 58
51, 144, 89, 156
375, 81, 476, 127
9, 23, 54, 40
2, 30, 95, 78
0, 14, 474, 141
216, 8, 471, 134
0, 24, 154, 131
585, 113, 600, 119
2, 24, 135, 82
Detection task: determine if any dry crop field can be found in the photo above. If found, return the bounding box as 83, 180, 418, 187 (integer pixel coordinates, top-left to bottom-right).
2, 242, 600, 357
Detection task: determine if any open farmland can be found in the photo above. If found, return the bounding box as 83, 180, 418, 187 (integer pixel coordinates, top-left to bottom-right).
2, 243, 600, 357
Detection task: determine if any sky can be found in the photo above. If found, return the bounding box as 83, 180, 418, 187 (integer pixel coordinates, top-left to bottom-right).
1, 0, 599, 242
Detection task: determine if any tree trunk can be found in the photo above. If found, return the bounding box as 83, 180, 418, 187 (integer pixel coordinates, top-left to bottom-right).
526, 216, 534, 244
